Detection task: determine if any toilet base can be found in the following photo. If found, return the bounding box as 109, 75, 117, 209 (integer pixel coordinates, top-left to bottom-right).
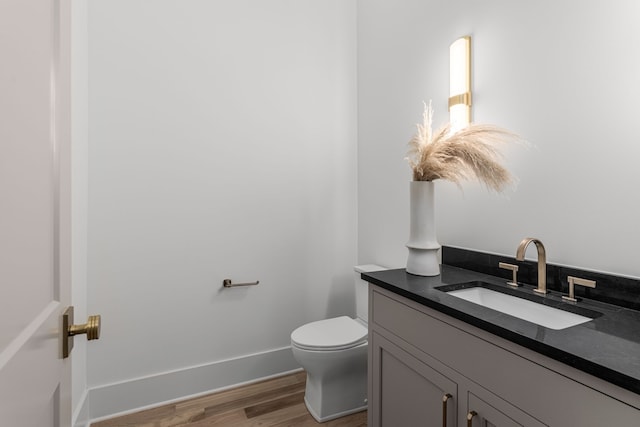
290, 316, 369, 423
299, 344, 368, 423
304, 396, 367, 423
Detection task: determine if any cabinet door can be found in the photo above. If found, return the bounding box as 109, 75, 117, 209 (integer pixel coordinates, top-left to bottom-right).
467, 391, 547, 427
371, 332, 457, 427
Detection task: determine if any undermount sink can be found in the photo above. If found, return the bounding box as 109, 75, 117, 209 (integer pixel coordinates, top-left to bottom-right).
440, 283, 596, 330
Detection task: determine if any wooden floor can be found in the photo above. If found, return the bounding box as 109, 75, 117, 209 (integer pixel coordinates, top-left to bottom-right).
91, 371, 367, 427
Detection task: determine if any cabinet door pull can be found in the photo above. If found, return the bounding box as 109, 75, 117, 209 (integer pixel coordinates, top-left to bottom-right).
467, 410, 477, 427
442, 393, 452, 427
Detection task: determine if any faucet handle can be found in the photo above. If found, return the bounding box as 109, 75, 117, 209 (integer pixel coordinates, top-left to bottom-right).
498, 262, 519, 287
562, 276, 596, 302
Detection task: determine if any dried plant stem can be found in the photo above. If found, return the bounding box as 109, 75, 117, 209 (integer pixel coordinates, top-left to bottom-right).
406, 102, 518, 192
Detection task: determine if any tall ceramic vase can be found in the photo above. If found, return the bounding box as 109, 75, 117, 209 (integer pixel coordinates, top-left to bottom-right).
406, 181, 441, 276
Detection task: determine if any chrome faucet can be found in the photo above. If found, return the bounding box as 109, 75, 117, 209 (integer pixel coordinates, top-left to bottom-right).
515, 237, 547, 294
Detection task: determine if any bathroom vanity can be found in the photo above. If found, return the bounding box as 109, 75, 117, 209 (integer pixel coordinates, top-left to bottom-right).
363, 256, 640, 427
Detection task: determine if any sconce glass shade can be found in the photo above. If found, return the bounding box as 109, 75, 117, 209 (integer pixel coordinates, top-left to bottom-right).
449, 36, 471, 131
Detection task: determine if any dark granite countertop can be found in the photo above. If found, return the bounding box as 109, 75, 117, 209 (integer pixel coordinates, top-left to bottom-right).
362, 265, 640, 395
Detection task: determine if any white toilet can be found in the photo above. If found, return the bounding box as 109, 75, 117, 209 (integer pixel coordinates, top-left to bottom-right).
290, 264, 386, 422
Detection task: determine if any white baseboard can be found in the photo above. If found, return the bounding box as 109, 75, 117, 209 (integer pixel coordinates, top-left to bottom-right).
86, 346, 300, 423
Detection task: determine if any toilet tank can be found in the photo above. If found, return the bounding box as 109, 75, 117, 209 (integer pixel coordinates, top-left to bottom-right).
353, 264, 386, 323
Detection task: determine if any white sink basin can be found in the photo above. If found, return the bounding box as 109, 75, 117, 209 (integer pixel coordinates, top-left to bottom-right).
446, 287, 592, 330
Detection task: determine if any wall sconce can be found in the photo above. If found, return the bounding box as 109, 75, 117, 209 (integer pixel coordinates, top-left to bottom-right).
449, 35, 471, 131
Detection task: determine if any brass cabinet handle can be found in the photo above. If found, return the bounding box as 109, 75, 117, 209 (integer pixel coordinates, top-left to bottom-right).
467, 410, 477, 427
442, 393, 452, 427
62, 306, 102, 358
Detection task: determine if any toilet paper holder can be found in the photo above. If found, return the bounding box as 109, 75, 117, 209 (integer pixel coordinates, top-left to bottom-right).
223, 279, 260, 288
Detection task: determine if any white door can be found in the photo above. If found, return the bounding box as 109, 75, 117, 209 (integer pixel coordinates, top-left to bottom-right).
0, 0, 73, 426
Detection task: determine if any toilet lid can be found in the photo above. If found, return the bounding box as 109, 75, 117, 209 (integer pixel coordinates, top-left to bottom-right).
291, 316, 367, 351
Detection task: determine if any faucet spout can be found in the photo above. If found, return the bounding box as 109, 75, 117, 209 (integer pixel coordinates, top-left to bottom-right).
515, 237, 547, 295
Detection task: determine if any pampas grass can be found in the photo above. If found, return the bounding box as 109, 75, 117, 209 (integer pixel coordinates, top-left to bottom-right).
406, 101, 518, 192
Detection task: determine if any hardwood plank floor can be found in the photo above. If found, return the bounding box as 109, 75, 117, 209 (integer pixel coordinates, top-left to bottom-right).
91, 371, 367, 426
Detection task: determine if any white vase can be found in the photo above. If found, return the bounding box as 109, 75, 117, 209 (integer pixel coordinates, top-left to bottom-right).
406, 181, 441, 276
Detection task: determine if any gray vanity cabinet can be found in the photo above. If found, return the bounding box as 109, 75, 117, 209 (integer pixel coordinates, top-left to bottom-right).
368, 285, 640, 427
370, 323, 544, 427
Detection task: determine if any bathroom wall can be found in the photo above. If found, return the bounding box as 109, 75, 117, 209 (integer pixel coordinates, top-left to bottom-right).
85, 0, 356, 419
358, 0, 640, 278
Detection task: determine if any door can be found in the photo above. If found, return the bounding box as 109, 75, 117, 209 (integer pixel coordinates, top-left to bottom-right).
466, 391, 547, 427
371, 332, 457, 427
0, 0, 72, 426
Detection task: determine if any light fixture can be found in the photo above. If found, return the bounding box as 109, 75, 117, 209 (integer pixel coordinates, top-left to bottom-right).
449, 35, 471, 131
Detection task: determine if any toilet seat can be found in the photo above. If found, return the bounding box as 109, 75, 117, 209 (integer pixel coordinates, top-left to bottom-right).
291, 316, 367, 351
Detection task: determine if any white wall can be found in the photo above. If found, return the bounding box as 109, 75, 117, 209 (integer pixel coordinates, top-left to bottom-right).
85, 0, 356, 418
358, 0, 640, 278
